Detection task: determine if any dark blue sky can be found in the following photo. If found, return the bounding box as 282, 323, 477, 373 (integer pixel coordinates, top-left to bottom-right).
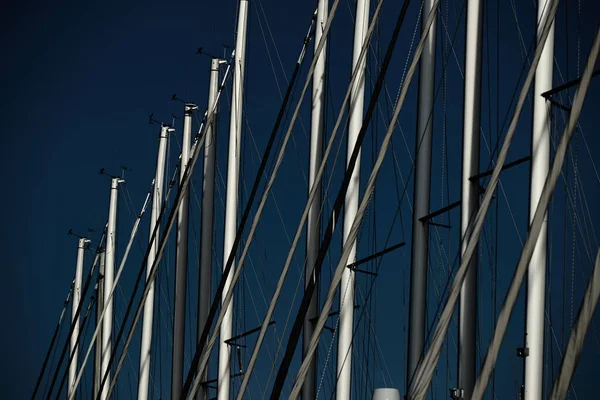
2, 0, 599, 398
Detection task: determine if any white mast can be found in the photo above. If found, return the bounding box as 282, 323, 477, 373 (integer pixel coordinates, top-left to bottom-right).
458, 0, 483, 400
458, 0, 483, 398
100, 176, 122, 400
138, 125, 170, 400
337, 0, 369, 398
172, 103, 196, 399
407, 0, 437, 394
525, 0, 555, 398
68, 237, 89, 399
94, 249, 105, 399
197, 57, 221, 400
219, 2, 248, 399
304, 1, 328, 399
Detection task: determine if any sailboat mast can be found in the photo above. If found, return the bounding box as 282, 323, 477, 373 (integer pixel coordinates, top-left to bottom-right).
304, 1, 328, 399
338, 0, 369, 398
525, 0, 555, 398
197, 57, 221, 400
458, 0, 483, 398
219, 1, 248, 399
138, 125, 170, 400
68, 237, 88, 399
172, 103, 195, 399
407, 0, 437, 394
93, 249, 105, 399
100, 177, 122, 400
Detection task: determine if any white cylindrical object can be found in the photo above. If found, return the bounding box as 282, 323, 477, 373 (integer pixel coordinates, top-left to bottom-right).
137, 125, 169, 400
172, 103, 195, 399
303, 1, 328, 399
68, 238, 88, 399
197, 57, 220, 400
407, 0, 437, 393
525, 0, 554, 399
100, 177, 120, 400
373, 388, 401, 400
337, 1, 369, 399
458, 0, 483, 398
219, 2, 248, 400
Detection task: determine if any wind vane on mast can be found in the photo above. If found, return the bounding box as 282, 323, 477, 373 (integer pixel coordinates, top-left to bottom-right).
196, 46, 220, 59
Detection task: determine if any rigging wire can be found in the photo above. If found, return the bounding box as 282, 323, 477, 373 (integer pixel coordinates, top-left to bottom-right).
31, 280, 74, 399
55, 282, 99, 398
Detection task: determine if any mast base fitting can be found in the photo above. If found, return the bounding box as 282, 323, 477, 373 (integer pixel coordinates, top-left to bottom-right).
449, 388, 464, 399
517, 347, 529, 358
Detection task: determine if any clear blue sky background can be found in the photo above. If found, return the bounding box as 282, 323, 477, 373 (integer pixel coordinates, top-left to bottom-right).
1, 0, 599, 398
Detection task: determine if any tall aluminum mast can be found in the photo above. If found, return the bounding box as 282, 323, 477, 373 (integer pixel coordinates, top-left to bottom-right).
99, 176, 122, 400
525, 0, 555, 398
407, 0, 437, 395
219, 1, 248, 399
68, 237, 89, 399
138, 124, 170, 400
172, 103, 196, 399
337, 0, 369, 398
93, 249, 105, 399
304, 1, 328, 399
458, 0, 483, 398
197, 57, 221, 400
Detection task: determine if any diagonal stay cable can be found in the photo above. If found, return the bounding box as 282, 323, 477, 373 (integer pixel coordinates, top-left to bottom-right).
180, 10, 321, 398
287, 0, 434, 397
471, 25, 600, 400
406, 0, 561, 398
31, 280, 74, 399
56, 284, 99, 398
550, 249, 600, 400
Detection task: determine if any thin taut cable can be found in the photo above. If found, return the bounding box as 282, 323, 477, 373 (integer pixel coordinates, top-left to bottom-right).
31, 281, 74, 399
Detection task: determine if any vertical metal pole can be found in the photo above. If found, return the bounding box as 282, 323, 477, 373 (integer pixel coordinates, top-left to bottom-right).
197, 58, 220, 400
525, 0, 554, 398
138, 125, 170, 400
337, 0, 369, 399
458, 0, 483, 398
304, 1, 328, 399
94, 249, 105, 399
100, 177, 122, 400
68, 237, 89, 399
407, 0, 437, 394
172, 105, 195, 399
219, 2, 248, 399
